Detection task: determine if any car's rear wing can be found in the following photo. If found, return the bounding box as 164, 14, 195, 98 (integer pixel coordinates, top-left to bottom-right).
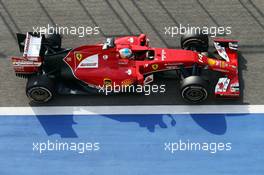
16, 33, 27, 52
11, 33, 43, 77
16, 33, 44, 54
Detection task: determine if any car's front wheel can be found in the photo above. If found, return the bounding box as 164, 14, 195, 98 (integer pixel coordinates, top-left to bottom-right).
181, 76, 208, 103
181, 31, 209, 52
26, 75, 55, 103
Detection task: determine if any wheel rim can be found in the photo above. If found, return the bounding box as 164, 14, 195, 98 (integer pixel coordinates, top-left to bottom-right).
28, 87, 52, 102
182, 86, 207, 102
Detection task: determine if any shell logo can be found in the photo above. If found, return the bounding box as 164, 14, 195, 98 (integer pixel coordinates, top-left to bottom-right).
121, 79, 133, 86
207, 58, 216, 66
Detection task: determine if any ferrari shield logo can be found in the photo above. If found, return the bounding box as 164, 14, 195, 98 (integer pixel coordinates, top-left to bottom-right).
152, 64, 159, 70
75, 53, 83, 61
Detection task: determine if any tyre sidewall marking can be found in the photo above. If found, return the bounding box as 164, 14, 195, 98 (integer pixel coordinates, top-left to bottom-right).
27, 87, 53, 103
181, 85, 208, 102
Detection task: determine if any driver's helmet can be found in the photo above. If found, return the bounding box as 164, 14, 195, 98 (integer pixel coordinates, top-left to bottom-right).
119, 48, 132, 59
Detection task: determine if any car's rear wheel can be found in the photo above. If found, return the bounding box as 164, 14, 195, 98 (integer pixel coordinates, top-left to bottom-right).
45, 33, 62, 49
181, 31, 209, 52
26, 75, 55, 103
181, 76, 208, 103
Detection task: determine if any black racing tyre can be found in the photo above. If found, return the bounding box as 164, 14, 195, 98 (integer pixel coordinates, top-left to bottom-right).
181, 31, 209, 52
180, 76, 208, 103
26, 75, 55, 103
45, 33, 62, 49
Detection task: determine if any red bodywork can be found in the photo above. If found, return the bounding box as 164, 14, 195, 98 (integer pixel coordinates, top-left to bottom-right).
11, 34, 240, 98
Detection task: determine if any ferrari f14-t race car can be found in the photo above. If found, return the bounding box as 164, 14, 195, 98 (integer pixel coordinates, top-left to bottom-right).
11, 32, 240, 103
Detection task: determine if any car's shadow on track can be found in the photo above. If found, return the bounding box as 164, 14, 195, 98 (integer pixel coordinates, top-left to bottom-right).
36, 115, 78, 138
35, 113, 233, 138
105, 114, 177, 133
105, 114, 227, 135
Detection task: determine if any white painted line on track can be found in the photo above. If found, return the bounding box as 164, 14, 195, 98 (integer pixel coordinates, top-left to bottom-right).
0, 105, 263, 115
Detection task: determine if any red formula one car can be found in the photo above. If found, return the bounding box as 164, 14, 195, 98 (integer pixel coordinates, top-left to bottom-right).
11, 32, 240, 103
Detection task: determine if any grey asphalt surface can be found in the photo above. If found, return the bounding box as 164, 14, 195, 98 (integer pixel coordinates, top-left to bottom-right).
0, 0, 264, 106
